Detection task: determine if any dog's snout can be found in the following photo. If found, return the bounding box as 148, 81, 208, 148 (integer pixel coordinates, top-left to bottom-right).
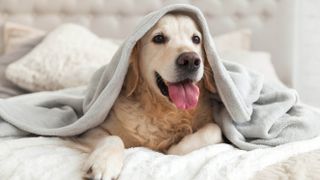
176, 52, 201, 72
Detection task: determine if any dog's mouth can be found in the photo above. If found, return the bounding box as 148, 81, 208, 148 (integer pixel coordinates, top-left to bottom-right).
155, 72, 200, 110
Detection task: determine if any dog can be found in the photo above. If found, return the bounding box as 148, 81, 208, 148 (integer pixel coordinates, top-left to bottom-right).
69, 13, 223, 180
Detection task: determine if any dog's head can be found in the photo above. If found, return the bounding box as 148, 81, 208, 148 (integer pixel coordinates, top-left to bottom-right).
124, 13, 216, 110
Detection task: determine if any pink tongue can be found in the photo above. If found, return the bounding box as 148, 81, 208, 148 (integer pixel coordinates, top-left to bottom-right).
168, 82, 200, 110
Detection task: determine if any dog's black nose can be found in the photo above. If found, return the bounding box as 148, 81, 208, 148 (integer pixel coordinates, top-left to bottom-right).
176, 52, 201, 72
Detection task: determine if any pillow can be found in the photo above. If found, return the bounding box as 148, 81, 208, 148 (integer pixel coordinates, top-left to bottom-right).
6, 24, 119, 91
4, 23, 252, 92
3, 22, 46, 54
220, 50, 281, 84
0, 35, 43, 98
215, 29, 251, 52
0, 54, 27, 98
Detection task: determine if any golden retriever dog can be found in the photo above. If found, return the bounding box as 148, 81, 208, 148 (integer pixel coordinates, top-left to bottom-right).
71, 13, 223, 180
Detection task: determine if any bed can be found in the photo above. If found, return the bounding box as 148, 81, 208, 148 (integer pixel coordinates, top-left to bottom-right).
2, 0, 320, 180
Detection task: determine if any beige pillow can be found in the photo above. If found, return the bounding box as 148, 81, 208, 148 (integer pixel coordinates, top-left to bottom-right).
4, 23, 252, 92
215, 29, 251, 52
0, 23, 47, 98
5, 24, 119, 91
220, 50, 281, 84
0, 37, 44, 98
3, 22, 46, 54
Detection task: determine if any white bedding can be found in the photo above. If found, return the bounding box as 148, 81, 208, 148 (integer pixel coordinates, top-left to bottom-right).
1, 136, 320, 180
0, 21, 305, 180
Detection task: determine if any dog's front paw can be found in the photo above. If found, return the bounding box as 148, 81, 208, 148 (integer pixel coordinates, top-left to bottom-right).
167, 123, 222, 155
82, 137, 125, 180
83, 148, 124, 180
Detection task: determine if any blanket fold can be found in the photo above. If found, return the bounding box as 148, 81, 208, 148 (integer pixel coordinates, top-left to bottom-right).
0, 4, 319, 150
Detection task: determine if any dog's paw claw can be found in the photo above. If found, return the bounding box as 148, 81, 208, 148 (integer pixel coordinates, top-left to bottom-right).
82, 137, 124, 180
86, 167, 93, 174
82, 155, 123, 180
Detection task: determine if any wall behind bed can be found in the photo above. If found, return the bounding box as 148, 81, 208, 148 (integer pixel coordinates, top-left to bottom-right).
294, 0, 320, 108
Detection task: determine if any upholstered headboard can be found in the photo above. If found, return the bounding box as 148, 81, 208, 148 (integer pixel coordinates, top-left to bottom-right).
0, 0, 297, 86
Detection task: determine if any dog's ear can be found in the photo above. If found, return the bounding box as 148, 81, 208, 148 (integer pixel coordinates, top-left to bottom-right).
124, 44, 140, 97
203, 58, 217, 93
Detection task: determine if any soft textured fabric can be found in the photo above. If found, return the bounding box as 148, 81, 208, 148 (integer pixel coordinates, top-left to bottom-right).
3, 22, 46, 54
0, 23, 44, 98
1, 135, 320, 180
0, 35, 42, 98
5, 24, 119, 91
4, 23, 252, 92
220, 50, 281, 84
252, 148, 320, 180
0, 4, 319, 150
0, 23, 43, 98
0, 52, 28, 98
214, 29, 251, 52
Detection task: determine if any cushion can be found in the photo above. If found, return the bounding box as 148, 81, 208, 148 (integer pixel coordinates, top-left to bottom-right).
215, 29, 251, 52
3, 22, 46, 54
220, 50, 281, 84
0, 53, 29, 98
0, 23, 44, 97
6, 24, 119, 91
4, 23, 253, 92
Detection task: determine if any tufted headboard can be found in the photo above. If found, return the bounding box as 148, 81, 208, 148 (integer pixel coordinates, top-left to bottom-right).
0, 0, 297, 86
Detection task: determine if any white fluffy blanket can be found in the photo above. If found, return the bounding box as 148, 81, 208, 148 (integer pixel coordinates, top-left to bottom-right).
1, 136, 320, 180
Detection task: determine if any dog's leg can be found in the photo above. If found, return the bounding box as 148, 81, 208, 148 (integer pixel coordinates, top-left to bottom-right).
78, 129, 125, 180
167, 123, 222, 155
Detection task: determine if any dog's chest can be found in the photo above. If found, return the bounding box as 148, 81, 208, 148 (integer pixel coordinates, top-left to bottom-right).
101, 96, 211, 152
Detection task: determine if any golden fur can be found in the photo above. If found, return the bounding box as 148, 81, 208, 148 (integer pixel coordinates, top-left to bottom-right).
102, 76, 214, 152
69, 14, 223, 180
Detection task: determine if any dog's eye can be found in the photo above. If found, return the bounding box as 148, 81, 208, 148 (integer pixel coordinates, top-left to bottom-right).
152, 34, 166, 44
192, 35, 201, 44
